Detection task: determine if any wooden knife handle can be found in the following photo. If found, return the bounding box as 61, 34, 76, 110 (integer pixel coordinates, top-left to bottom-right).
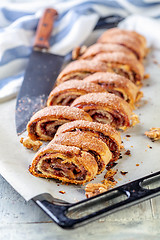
34, 8, 58, 49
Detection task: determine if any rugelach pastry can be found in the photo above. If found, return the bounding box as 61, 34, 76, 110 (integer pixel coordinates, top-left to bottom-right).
53, 131, 112, 174
47, 80, 105, 106
27, 106, 92, 141
56, 59, 110, 84
29, 143, 98, 184
98, 28, 147, 60
55, 120, 121, 162
71, 92, 133, 129
93, 52, 144, 84
76, 43, 136, 60
84, 72, 142, 107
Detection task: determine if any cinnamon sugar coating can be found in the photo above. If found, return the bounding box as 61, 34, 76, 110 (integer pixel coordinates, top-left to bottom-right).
56, 59, 110, 84
71, 92, 132, 128
29, 143, 98, 184
84, 72, 140, 106
47, 80, 105, 106
53, 131, 112, 174
93, 52, 144, 83
27, 106, 92, 141
55, 120, 121, 161
98, 28, 147, 60
79, 43, 136, 60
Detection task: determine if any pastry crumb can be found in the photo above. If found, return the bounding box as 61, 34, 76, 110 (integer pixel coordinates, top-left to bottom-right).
145, 128, 160, 141
85, 168, 117, 198
85, 183, 110, 198
131, 114, 140, 126
59, 191, 66, 194
20, 137, 42, 151
143, 74, 150, 79
136, 164, 139, 166
124, 150, 131, 156
120, 171, 128, 175
72, 45, 87, 60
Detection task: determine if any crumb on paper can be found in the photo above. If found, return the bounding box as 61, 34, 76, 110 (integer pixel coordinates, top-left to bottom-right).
104, 169, 117, 180
118, 178, 122, 181
126, 134, 131, 138
106, 162, 118, 170
85, 183, 110, 198
131, 145, 133, 148
120, 171, 128, 175
136, 164, 139, 166
145, 128, 160, 141
124, 150, 131, 156
85, 168, 118, 198
153, 59, 159, 64
131, 114, 140, 127
20, 137, 42, 151
147, 144, 152, 149
143, 73, 150, 79
59, 191, 66, 194
136, 91, 143, 102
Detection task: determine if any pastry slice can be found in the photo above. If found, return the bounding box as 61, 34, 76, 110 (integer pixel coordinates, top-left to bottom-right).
84, 72, 142, 107
71, 92, 133, 129
29, 143, 98, 184
93, 52, 144, 84
55, 120, 122, 162
78, 43, 136, 60
56, 59, 110, 85
53, 131, 112, 174
47, 80, 105, 106
98, 28, 147, 60
27, 106, 92, 141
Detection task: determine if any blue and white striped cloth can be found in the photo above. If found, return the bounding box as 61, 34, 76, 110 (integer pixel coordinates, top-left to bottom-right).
1, 0, 160, 102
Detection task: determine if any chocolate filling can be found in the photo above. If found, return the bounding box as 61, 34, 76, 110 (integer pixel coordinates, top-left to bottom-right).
88, 150, 104, 172
71, 128, 120, 161
87, 109, 125, 128
37, 157, 87, 180
61, 72, 91, 82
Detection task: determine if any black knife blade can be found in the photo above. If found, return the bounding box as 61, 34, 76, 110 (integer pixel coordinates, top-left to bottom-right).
16, 8, 64, 135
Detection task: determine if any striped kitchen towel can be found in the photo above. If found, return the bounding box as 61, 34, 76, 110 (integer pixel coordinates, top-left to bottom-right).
1, 0, 160, 101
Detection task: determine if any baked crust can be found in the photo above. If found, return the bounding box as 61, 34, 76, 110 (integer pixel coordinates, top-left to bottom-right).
56, 59, 110, 84
47, 80, 105, 106
27, 106, 92, 141
71, 92, 132, 129
84, 72, 141, 107
55, 120, 121, 162
29, 143, 98, 184
93, 52, 144, 84
98, 28, 147, 60
53, 131, 112, 174
79, 43, 136, 60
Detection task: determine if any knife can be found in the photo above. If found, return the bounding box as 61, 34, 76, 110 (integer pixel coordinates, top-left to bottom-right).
15, 8, 64, 135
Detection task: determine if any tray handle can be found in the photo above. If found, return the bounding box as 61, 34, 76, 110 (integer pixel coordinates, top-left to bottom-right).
33, 171, 160, 229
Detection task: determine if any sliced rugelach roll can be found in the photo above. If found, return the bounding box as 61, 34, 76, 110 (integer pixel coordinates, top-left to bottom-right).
77, 43, 136, 60
93, 52, 144, 85
27, 106, 92, 141
56, 59, 110, 85
47, 80, 105, 106
53, 131, 112, 174
55, 120, 121, 162
29, 143, 98, 184
98, 28, 147, 60
84, 72, 142, 108
71, 92, 133, 129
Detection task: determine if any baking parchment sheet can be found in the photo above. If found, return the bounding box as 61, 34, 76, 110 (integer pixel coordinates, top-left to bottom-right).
0, 43, 160, 203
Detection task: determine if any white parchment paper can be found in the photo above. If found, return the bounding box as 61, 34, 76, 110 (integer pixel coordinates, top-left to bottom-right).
0, 27, 160, 202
